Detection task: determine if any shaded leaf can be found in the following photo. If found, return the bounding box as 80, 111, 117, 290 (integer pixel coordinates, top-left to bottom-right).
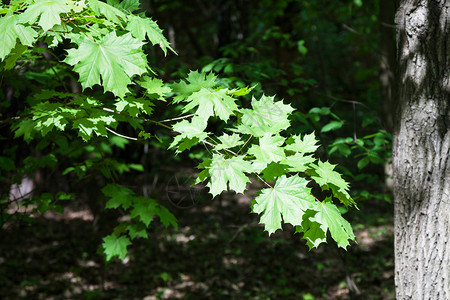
102, 234, 131, 261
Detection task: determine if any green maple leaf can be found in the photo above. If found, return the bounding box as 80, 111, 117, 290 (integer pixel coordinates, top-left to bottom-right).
72, 110, 117, 140
64, 31, 148, 98
248, 134, 286, 164
0, 12, 38, 61
206, 154, 252, 197
235, 95, 294, 137
136, 76, 171, 101
2, 44, 27, 70
311, 161, 355, 206
155, 205, 178, 229
19, 0, 71, 31
309, 201, 355, 249
261, 162, 289, 182
13, 119, 37, 142
107, 0, 140, 12
115, 96, 154, 116
130, 197, 158, 227
171, 71, 218, 103
295, 209, 327, 250
102, 234, 131, 261
226, 85, 256, 97
215, 133, 243, 151
127, 223, 148, 239
182, 88, 238, 122
285, 132, 319, 154
169, 117, 208, 150
253, 175, 316, 235
127, 222, 148, 239
88, 0, 126, 24
102, 184, 134, 210
126, 14, 174, 55
281, 153, 315, 172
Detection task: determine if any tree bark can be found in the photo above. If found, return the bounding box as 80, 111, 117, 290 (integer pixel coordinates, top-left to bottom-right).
394, 1, 450, 299
380, 0, 397, 133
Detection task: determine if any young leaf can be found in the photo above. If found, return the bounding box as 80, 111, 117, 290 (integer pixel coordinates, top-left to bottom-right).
102, 184, 135, 210
108, 0, 140, 13
321, 121, 343, 133
253, 175, 317, 235
136, 76, 171, 101
310, 161, 355, 206
235, 95, 294, 137
281, 153, 315, 172
296, 209, 327, 250
155, 205, 178, 229
248, 134, 286, 164
309, 201, 355, 249
19, 0, 71, 31
182, 88, 238, 122
285, 132, 319, 154
127, 222, 148, 239
88, 0, 127, 24
206, 154, 253, 197
171, 71, 218, 103
0, 12, 38, 60
215, 133, 243, 151
64, 31, 148, 98
102, 234, 131, 261
126, 14, 174, 55
130, 197, 158, 227
169, 117, 208, 150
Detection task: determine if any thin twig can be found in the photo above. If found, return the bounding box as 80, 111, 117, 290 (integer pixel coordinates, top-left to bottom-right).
106, 127, 139, 141
237, 134, 253, 155
203, 140, 239, 156
159, 114, 195, 123
254, 173, 273, 189
101, 107, 172, 130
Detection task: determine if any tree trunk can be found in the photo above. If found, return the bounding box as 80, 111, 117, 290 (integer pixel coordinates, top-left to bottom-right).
380, 0, 397, 133
393, 1, 450, 299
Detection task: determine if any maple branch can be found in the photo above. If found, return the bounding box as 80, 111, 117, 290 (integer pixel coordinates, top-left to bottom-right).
238, 134, 253, 155
254, 173, 274, 189
159, 114, 195, 123
67, 16, 95, 43
105, 127, 139, 141
101, 107, 172, 130
203, 140, 239, 157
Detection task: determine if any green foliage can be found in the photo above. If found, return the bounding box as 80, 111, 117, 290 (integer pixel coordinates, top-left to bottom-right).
0, 0, 359, 262
64, 32, 148, 98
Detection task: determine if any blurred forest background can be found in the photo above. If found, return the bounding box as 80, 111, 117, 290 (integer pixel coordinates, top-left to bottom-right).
1, 0, 396, 299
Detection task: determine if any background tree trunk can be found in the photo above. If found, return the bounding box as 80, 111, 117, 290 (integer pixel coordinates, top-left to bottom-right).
394, 1, 450, 299
379, 0, 397, 133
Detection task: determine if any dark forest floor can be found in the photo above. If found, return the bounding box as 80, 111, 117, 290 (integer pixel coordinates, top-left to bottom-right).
0, 171, 394, 300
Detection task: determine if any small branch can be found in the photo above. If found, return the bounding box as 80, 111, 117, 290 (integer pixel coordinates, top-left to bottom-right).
254, 173, 273, 189
67, 15, 95, 43
0, 114, 32, 125
237, 134, 253, 155
101, 107, 172, 130
106, 127, 139, 141
203, 140, 239, 156
159, 114, 195, 123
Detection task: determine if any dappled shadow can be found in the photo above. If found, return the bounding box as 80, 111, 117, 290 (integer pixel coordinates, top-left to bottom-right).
0, 181, 394, 299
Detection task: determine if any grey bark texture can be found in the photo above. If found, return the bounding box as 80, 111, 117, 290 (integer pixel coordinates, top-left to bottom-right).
394, 0, 450, 299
